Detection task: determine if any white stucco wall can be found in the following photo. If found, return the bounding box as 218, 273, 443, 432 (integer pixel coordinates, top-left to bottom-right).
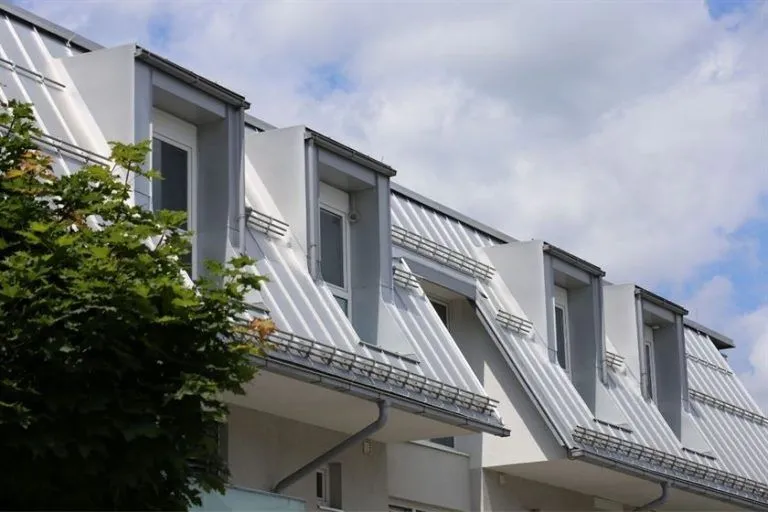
387, 441, 471, 511
227, 405, 389, 512
476, 469, 603, 512
603, 284, 641, 377
483, 241, 548, 340
449, 298, 564, 468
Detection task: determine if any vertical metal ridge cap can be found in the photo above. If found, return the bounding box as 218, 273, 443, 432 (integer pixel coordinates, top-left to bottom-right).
572, 426, 768, 502
635, 285, 688, 316
133, 46, 250, 109
257, 328, 501, 416
542, 242, 605, 277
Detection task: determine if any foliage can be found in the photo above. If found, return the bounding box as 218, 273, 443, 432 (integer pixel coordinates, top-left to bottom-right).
0, 100, 273, 510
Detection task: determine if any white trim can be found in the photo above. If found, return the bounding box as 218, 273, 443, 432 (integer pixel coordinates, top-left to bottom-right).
554, 285, 571, 373
150, 109, 198, 278
643, 324, 657, 401
319, 181, 350, 213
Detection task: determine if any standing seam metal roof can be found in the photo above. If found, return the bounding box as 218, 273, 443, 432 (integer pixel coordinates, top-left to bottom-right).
390, 189, 768, 501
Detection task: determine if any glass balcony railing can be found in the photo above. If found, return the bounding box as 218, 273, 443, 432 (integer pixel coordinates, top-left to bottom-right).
194, 485, 306, 512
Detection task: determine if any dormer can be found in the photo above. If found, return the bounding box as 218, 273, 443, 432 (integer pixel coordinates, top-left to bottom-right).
245, 126, 395, 345
60, 44, 248, 278
603, 284, 688, 436
484, 240, 606, 411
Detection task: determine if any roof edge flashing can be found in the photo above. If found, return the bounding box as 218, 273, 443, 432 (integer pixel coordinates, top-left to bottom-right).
134, 46, 250, 109
543, 242, 605, 277
305, 128, 397, 177
684, 319, 735, 350
635, 286, 688, 317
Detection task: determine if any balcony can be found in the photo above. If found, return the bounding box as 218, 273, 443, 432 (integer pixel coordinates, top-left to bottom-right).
194, 486, 305, 512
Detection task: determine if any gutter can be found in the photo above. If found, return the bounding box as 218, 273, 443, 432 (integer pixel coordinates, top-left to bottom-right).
305, 128, 397, 178
253, 355, 510, 438
133, 46, 250, 109
543, 242, 605, 277
272, 400, 389, 494
635, 286, 688, 316
569, 448, 767, 511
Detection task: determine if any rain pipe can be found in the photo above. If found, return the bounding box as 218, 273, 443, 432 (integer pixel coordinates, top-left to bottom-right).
272, 400, 390, 494
634, 481, 669, 511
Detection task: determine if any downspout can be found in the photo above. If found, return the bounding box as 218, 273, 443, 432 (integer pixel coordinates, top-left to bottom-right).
634, 481, 669, 511
272, 400, 389, 494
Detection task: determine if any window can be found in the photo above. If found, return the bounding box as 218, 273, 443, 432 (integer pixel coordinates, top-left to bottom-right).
319, 183, 351, 316
316, 467, 329, 506
429, 299, 449, 327
151, 110, 197, 274
554, 286, 570, 371
643, 324, 657, 401
427, 297, 454, 448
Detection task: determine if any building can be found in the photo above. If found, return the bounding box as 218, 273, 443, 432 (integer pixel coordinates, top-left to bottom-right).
1, 2, 767, 510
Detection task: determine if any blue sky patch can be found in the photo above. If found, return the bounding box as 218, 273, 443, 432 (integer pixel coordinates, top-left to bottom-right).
300, 62, 354, 101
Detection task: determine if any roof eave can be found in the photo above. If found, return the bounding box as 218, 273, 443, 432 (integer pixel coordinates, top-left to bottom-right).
571, 448, 767, 511
684, 318, 736, 349
305, 128, 397, 178
254, 355, 510, 437
134, 46, 250, 110
543, 242, 606, 277
635, 285, 689, 317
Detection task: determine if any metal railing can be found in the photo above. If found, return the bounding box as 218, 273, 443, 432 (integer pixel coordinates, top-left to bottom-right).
261, 328, 499, 415
573, 426, 768, 500
689, 389, 768, 427
245, 207, 289, 238
495, 309, 534, 337
391, 225, 495, 280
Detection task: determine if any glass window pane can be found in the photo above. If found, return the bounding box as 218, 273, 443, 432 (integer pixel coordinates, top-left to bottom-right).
152, 139, 189, 228
430, 300, 448, 327
315, 471, 324, 499
320, 209, 345, 288
334, 295, 348, 316
555, 306, 567, 370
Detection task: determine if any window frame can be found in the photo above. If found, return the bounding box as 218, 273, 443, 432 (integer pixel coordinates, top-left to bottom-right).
428, 296, 450, 329
553, 285, 571, 373
315, 466, 329, 506
150, 109, 198, 277
643, 324, 657, 402
319, 183, 351, 317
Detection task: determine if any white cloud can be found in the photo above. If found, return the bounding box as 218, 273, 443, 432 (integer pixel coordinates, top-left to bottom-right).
19, 0, 768, 399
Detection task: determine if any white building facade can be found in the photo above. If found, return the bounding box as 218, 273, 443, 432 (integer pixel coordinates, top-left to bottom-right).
3, 3, 768, 510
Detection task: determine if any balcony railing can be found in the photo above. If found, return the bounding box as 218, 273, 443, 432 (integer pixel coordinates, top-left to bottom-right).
194, 485, 305, 512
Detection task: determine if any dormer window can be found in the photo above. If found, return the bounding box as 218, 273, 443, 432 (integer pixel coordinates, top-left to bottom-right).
642, 324, 657, 401
553, 285, 571, 372
319, 182, 351, 316
151, 109, 197, 275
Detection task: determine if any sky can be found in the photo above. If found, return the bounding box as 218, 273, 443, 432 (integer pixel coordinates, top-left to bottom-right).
16, 0, 768, 409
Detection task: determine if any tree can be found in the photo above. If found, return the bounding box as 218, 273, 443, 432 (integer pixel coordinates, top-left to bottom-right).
0, 100, 273, 510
